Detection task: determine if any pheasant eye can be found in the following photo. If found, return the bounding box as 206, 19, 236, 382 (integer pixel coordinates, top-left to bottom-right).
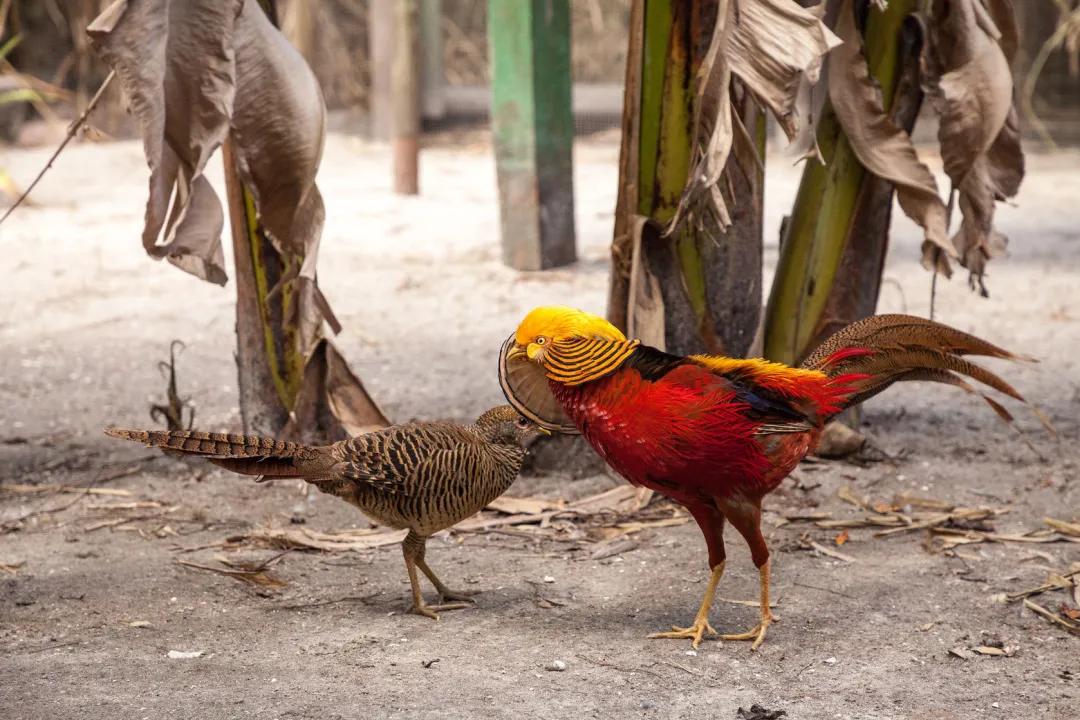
535, 336, 546, 345
516, 417, 529, 427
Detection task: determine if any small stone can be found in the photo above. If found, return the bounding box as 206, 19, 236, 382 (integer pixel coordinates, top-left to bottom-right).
543, 576, 555, 584
824, 656, 837, 664
991, 702, 1000, 709
166, 650, 203, 659
545, 660, 567, 672
685, 650, 698, 657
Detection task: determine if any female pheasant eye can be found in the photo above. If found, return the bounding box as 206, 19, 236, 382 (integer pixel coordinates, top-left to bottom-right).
516, 417, 529, 428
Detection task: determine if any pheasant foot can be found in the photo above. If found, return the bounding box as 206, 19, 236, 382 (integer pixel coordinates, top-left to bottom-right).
406, 600, 471, 621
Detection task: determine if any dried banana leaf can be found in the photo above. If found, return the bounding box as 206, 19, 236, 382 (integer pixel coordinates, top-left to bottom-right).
88, 0, 387, 439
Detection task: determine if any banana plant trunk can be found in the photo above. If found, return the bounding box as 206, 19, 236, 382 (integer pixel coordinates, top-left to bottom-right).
608, 0, 763, 359
222, 0, 299, 436
764, 0, 922, 366
224, 0, 376, 441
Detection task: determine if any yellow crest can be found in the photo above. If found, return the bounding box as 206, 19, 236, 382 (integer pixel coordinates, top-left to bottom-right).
514, 306, 626, 346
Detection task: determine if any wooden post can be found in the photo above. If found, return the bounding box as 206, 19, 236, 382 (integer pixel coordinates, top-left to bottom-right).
488, 0, 576, 270
419, 0, 446, 119
392, 0, 421, 194
369, 0, 394, 141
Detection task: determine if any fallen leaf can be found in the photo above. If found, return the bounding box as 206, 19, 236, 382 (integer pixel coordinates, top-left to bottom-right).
834, 530, 850, 546
486, 496, 564, 516
86, 501, 163, 510
806, 540, 856, 563
240, 526, 407, 552
974, 645, 1005, 656
837, 485, 868, 510
3, 485, 132, 497
0, 561, 26, 575
949, 647, 976, 660
590, 538, 638, 561
1044, 518, 1080, 538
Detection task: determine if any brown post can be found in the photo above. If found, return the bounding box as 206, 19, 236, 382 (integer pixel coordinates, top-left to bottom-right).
369, 0, 394, 141
392, 0, 421, 195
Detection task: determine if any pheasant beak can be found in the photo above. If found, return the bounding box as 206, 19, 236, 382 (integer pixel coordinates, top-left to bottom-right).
506, 343, 528, 361
536, 426, 552, 436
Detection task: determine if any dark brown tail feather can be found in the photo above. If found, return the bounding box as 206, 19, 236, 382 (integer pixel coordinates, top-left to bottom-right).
104, 428, 330, 478
801, 314, 1053, 433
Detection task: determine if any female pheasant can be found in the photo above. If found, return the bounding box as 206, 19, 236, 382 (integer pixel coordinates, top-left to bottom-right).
500, 306, 1034, 649
107, 406, 544, 619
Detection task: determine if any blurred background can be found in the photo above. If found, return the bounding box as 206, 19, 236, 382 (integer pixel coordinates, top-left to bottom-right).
1, 0, 1077, 149
1, 4, 1078, 717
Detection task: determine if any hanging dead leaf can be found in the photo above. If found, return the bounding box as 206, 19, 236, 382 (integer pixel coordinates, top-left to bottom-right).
87, 0, 238, 284
624, 216, 667, 350
921, 0, 1024, 295
667, 0, 839, 236
829, 0, 955, 277
725, 0, 840, 140
89, 0, 387, 439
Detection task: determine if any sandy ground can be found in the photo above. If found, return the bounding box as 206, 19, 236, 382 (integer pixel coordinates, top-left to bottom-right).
0, 131, 1078, 720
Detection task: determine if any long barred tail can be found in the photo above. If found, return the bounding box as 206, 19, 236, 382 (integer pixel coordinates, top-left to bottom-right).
104, 428, 329, 478
800, 314, 1051, 430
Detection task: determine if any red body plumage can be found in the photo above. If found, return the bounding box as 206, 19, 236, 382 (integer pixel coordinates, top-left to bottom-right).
550, 357, 861, 503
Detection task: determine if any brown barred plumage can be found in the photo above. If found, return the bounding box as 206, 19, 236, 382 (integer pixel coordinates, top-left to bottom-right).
105, 406, 543, 619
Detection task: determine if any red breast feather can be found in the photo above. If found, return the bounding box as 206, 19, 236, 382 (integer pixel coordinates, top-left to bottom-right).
550, 365, 775, 499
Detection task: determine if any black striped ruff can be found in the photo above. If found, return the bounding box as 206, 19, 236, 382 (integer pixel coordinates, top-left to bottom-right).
542, 337, 641, 386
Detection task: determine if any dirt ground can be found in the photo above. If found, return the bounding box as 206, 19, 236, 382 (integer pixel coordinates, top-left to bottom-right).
1, 132, 1078, 720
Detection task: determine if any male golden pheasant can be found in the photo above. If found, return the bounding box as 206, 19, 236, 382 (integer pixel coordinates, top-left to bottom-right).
107, 406, 544, 619
500, 307, 1034, 649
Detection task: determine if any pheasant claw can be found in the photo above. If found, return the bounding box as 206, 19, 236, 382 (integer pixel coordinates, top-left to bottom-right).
648, 619, 718, 649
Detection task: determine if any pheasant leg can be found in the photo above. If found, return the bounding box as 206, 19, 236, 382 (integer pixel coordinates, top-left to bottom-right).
402, 534, 468, 620
649, 561, 724, 649
719, 559, 774, 650
416, 555, 478, 603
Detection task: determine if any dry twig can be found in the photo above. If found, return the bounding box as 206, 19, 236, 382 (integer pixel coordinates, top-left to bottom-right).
0, 70, 115, 228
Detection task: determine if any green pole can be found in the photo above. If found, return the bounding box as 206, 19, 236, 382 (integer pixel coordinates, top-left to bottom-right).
488, 0, 576, 270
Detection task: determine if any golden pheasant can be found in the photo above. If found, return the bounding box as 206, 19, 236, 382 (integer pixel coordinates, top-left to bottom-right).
500, 307, 1036, 649
107, 406, 545, 619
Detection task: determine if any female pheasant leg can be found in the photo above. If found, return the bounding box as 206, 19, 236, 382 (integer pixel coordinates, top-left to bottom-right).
402, 532, 469, 620
413, 537, 478, 603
